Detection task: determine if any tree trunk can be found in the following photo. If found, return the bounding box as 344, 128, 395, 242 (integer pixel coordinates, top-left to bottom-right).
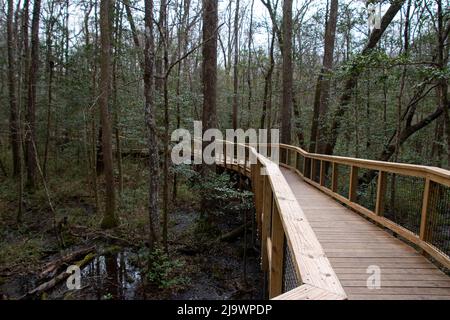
7, 0, 21, 177
99, 0, 118, 229
246, 0, 255, 130
155, 0, 167, 93
260, 28, 275, 130
144, 0, 161, 250
43, 1, 56, 178
232, 0, 240, 130
310, 0, 338, 154
281, 0, 293, 145
202, 0, 218, 173
25, 0, 41, 189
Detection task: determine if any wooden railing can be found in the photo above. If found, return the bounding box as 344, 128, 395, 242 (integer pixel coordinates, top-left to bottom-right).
278, 144, 450, 271
216, 141, 347, 300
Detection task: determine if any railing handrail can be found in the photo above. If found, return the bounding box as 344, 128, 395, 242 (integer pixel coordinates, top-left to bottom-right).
217, 140, 347, 300
275, 143, 450, 271
280, 143, 450, 187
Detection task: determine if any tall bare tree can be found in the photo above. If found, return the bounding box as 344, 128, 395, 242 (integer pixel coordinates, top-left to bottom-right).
232, 0, 240, 130
281, 0, 293, 144
310, 0, 339, 154
25, 0, 42, 188
99, 0, 118, 229
144, 0, 161, 250
7, 0, 20, 177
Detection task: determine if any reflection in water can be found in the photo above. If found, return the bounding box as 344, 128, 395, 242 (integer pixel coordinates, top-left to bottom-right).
81, 251, 143, 300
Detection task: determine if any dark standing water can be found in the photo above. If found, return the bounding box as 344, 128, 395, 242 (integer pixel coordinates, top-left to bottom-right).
1, 209, 264, 300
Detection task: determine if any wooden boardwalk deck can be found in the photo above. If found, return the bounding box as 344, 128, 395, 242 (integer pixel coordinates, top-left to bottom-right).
281, 167, 450, 300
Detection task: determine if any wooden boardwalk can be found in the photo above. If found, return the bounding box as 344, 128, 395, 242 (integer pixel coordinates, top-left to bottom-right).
281, 167, 450, 300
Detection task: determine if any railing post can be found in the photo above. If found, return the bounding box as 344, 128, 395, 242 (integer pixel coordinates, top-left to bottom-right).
331, 162, 338, 192
294, 150, 298, 171
269, 201, 284, 299
375, 171, 387, 216
349, 166, 359, 201
420, 178, 432, 241
261, 175, 272, 272
256, 161, 264, 232
303, 157, 308, 177
253, 161, 260, 228
320, 160, 326, 186
310, 159, 316, 181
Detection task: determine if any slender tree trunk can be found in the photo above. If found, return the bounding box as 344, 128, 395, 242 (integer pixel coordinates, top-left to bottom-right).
24, 0, 41, 189
144, 0, 161, 250
43, 2, 56, 178
246, 0, 255, 130
436, 0, 450, 168
7, 0, 21, 177
161, 1, 170, 253
113, 0, 124, 197
261, 28, 275, 130
310, 0, 338, 154
232, 0, 240, 130
155, 0, 167, 93
99, 0, 118, 229
281, 0, 293, 145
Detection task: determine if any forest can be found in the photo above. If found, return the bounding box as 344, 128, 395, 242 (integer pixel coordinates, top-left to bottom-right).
0, 0, 449, 301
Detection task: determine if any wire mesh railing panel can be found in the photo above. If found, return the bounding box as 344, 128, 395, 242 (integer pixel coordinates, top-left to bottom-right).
427, 182, 450, 257
288, 150, 296, 168
384, 174, 425, 235
280, 148, 288, 165
312, 159, 321, 184
323, 161, 333, 190
355, 168, 378, 213
296, 153, 304, 175
304, 158, 312, 179
336, 164, 350, 199
282, 238, 300, 293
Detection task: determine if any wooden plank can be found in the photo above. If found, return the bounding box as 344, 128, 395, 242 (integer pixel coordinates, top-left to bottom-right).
337, 273, 450, 281
272, 284, 345, 301
349, 295, 450, 300
341, 280, 450, 288
334, 268, 444, 275
345, 287, 450, 296
328, 257, 433, 263
331, 262, 437, 268
325, 252, 420, 258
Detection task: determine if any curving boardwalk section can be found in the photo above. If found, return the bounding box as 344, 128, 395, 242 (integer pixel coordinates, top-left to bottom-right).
281, 167, 450, 300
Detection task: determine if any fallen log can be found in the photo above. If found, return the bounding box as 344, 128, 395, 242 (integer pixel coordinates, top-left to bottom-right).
24, 252, 96, 299
38, 246, 96, 281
